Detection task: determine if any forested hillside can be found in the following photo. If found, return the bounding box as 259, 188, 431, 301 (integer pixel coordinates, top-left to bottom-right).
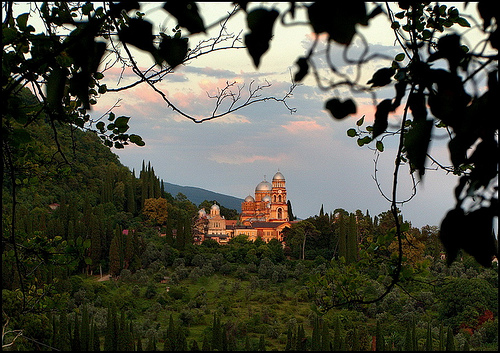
2, 89, 498, 351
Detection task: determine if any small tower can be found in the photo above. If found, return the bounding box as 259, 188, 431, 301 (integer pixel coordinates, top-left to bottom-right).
270, 170, 288, 221
208, 203, 225, 234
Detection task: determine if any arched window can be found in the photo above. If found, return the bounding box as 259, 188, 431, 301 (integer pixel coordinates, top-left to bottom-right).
278, 195, 282, 203
277, 208, 283, 219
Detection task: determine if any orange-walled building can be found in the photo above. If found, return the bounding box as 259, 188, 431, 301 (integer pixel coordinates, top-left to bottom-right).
194, 171, 295, 245
240, 170, 288, 225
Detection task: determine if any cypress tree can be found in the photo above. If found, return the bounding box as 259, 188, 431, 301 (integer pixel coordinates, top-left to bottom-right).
287, 200, 296, 221
104, 305, 118, 351
412, 319, 418, 351
91, 321, 101, 351
376, 320, 385, 351
221, 325, 228, 352
125, 179, 136, 215
296, 324, 306, 351
336, 213, 347, 260
165, 218, 175, 246
333, 317, 342, 351
211, 313, 222, 352
71, 313, 81, 352
81, 304, 90, 351
136, 335, 143, 351
438, 324, 445, 351
285, 327, 293, 351
445, 327, 455, 351
184, 215, 193, 247
164, 313, 175, 351
311, 316, 321, 351
321, 322, 330, 351
117, 310, 126, 351
89, 214, 102, 274
404, 324, 413, 351
425, 323, 433, 351
54, 312, 71, 351
176, 326, 188, 351
124, 230, 134, 269
346, 213, 359, 264
50, 313, 57, 349
352, 326, 360, 352
109, 234, 121, 277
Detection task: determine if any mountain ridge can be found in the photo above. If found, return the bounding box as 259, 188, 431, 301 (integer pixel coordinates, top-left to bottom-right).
162, 181, 243, 212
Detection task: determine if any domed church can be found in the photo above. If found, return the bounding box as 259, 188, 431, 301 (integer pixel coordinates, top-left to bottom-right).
240, 171, 289, 225
194, 171, 295, 245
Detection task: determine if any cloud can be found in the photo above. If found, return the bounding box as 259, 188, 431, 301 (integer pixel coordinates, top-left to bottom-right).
281, 119, 326, 134
209, 152, 289, 165
181, 66, 238, 79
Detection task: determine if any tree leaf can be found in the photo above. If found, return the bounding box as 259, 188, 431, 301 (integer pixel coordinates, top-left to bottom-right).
376, 140, 384, 152
114, 116, 130, 133
367, 67, 395, 87
307, 2, 367, 45
395, 53, 405, 61
244, 8, 279, 68
347, 128, 357, 137
158, 36, 188, 68
460, 208, 497, 267
293, 57, 309, 82
46, 65, 66, 111
118, 18, 155, 52
163, 2, 205, 34
439, 208, 464, 265
325, 98, 356, 120
408, 92, 427, 121
372, 99, 392, 138
404, 119, 433, 178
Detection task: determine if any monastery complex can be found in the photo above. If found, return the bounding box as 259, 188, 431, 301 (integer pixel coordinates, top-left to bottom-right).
193, 171, 297, 244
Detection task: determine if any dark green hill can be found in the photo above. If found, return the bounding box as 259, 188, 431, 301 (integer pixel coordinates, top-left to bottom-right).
162, 181, 243, 212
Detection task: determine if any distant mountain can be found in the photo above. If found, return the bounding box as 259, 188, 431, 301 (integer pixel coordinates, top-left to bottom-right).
163, 181, 243, 212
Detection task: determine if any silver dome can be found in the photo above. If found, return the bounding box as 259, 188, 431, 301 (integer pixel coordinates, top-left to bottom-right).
262, 195, 271, 203
255, 180, 272, 191
273, 171, 285, 180
244, 195, 255, 202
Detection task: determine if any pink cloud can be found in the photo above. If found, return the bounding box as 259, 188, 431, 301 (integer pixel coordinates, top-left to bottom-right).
281, 120, 325, 134
351, 101, 404, 124
210, 152, 288, 165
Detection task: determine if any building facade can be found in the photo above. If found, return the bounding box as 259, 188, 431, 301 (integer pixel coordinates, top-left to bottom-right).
194, 171, 294, 244
240, 170, 288, 224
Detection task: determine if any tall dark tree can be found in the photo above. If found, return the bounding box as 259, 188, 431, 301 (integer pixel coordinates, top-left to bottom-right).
71, 313, 81, 351
80, 304, 91, 352
104, 305, 118, 351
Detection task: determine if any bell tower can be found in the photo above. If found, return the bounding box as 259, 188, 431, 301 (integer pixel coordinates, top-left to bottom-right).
270, 170, 288, 221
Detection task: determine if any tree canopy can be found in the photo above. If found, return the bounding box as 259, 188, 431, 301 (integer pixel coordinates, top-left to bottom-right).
2, 1, 498, 315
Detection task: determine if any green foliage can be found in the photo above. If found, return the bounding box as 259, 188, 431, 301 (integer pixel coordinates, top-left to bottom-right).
437, 277, 498, 330
2, 3, 498, 350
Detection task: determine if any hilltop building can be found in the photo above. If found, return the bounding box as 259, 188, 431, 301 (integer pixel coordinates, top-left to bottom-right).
193, 171, 295, 245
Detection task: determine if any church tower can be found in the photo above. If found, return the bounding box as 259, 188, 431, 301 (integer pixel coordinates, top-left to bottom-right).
270, 171, 288, 221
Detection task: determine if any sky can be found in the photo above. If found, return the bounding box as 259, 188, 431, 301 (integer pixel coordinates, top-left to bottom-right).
86, 2, 492, 229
